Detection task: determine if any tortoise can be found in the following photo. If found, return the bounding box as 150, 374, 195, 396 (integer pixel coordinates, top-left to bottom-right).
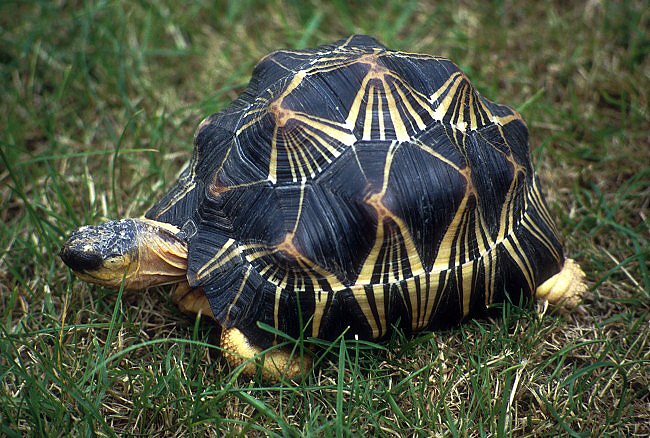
60, 35, 586, 379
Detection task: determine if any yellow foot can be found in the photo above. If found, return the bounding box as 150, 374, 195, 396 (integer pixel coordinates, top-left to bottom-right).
220, 327, 311, 382
535, 258, 587, 308
171, 283, 215, 320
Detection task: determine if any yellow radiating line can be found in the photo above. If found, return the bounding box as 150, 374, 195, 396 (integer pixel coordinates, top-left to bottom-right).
531, 184, 555, 230
291, 131, 315, 180
493, 114, 522, 126
430, 72, 462, 106
462, 207, 472, 264
273, 285, 282, 331
461, 261, 474, 316
152, 180, 195, 218
195, 238, 237, 281
467, 85, 477, 130
433, 74, 464, 122
294, 132, 330, 174
269, 125, 279, 183
380, 141, 399, 193
277, 70, 306, 102
384, 82, 409, 141
374, 284, 387, 337
419, 275, 431, 330
282, 131, 300, 181
396, 281, 411, 322
351, 284, 381, 339
347, 74, 374, 130
244, 248, 276, 263
209, 247, 242, 276
474, 205, 494, 257
311, 293, 328, 338
392, 81, 426, 130
391, 51, 443, 62
401, 276, 415, 331
502, 235, 534, 292
454, 83, 467, 132
224, 265, 252, 325
486, 245, 498, 305
298, 129, 329, 170
522, 216, 561, 263
453, 208, 467, 267
413, 140, 462, 171
473, 205, 497, 306
295, 258, 330, 338
236, 113, 266, 136
307, 263, 345, 289
275, 269, 290, 289
241, 105, 268, 116
394, 229, 404, 281
393, 216, 425, 275
377, 86, 386, 140
363, 84, 375, 140
295, 111, 352, 131
153, 143, 211, 218
358, 218, 385, 283
258, 264, 271, 276
379, 230, 390, 283
403, 276, 419, 331
300, 125, 345, 156
292, 182, 306, 234
475, 93, 494, 125
433, 191, 469, 271
358, 142, 426, 284
288, 129, 315, 181
392, 76, 436, 119
531, 178, 560, 237
294, 114, 356, 146
497, 174, 518, 241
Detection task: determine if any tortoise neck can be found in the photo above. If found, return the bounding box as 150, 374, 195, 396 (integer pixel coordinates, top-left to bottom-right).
129, 218, 188, 289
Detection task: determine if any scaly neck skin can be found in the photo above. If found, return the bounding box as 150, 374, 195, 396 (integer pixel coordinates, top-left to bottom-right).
128, 218, 189, 289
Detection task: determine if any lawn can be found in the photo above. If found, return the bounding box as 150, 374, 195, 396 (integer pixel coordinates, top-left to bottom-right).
1, 0, 648, 436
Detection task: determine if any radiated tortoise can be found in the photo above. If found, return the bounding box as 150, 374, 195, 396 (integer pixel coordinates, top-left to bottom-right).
60, 35, 586, 379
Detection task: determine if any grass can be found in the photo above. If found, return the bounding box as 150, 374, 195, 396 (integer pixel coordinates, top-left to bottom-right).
1, 0, 648, 435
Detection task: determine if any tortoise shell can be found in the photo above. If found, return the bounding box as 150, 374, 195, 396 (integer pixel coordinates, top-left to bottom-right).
146, 35, 563, 348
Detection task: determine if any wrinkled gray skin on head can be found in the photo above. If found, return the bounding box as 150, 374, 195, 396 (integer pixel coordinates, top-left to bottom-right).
60, 218, 188, 289
60, 219, 138, 272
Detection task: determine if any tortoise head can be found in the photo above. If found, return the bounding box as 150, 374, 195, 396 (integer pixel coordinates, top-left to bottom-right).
60, 218, 188, 290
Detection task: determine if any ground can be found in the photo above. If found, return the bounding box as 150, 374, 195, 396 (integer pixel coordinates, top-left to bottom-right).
1, 1, 648, 436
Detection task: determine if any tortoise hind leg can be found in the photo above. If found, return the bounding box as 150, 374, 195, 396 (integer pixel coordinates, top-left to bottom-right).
536, 258, 587, 308
220, 327, 310, 381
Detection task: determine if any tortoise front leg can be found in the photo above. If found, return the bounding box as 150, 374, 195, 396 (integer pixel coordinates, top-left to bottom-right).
172, 283, 310, 380
220, 327, 310, 381
171, 282, 214, 319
